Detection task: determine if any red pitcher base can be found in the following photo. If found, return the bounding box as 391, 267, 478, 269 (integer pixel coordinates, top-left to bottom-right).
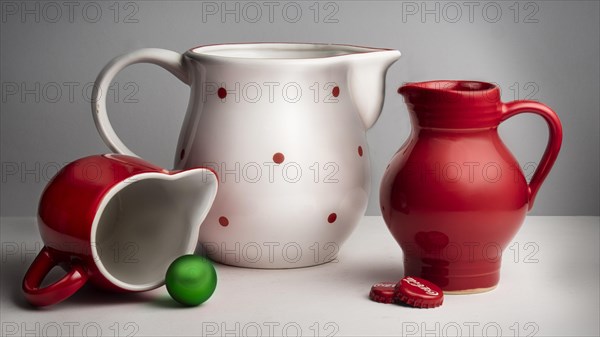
403, 257, 501, 294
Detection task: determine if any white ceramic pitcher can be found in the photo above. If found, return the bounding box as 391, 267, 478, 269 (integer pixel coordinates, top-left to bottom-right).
92, 43, 400, 268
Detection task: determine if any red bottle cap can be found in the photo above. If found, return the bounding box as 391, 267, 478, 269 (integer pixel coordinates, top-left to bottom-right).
369, 282, 397, 304
394, 276, 444, 308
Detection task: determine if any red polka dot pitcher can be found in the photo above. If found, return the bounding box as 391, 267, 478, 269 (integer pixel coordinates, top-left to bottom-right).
92, 43, 401, 268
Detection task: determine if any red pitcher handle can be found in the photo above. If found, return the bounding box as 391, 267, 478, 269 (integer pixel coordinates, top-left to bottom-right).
501, 101, 563, 210
22, 246, 88, 307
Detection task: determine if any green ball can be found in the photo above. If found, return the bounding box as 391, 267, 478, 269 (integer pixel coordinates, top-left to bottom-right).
165, 255, 217, 306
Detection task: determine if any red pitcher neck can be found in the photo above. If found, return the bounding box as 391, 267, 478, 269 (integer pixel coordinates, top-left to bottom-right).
399, 80, 503, 129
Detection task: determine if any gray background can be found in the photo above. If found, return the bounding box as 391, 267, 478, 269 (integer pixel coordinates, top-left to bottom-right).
1, 0, 598, 216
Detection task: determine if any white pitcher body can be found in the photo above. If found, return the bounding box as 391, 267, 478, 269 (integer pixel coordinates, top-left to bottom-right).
92, 43, 400, 268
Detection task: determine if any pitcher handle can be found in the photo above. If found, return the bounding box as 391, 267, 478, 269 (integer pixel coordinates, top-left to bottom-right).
22, 246, 88, 307
92, 48, 191, 157
501, 101, 563, 210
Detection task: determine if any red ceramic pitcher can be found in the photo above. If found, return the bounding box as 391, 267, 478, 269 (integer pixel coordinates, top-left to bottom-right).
22, 155, 218, 306
380, 80, 562, 293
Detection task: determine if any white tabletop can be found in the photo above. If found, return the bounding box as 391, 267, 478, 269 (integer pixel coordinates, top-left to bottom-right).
1, 216, 598, 336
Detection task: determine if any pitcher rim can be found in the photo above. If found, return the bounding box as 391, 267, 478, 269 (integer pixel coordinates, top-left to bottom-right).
90, 167, 218, 291
398, 80, 499, 96
185, 42, 400, 63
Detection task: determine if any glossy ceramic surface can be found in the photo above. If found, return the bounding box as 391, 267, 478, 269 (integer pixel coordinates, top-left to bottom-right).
23, 154, 218, 306
380, 80, 562, 292
92, 43, 401, 268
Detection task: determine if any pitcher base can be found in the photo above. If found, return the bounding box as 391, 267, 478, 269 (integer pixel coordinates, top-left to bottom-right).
204, 255, 339, 269
443, 285, 497, 295
404, 257, 501, 293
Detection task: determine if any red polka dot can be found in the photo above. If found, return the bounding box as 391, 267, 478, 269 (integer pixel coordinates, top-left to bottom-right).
218, 216, 229, 227
358, 146, 363, 157
273, 152, 285, 164
327, 213, 337, 223
217, 87, 227, 99
332, 86, 340, 97
179, 148, 185, 160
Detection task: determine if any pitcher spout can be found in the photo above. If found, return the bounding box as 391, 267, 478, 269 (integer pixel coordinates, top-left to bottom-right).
347, 48, 401, 129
